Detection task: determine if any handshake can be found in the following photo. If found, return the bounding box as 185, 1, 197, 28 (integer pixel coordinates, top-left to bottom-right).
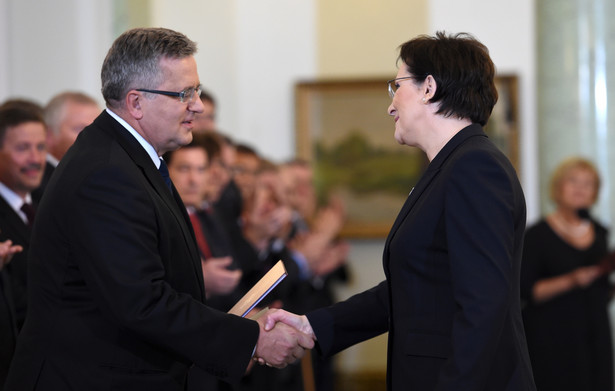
252, 309, 315, 368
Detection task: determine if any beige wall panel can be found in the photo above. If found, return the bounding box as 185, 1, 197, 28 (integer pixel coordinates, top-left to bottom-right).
317, 0, 429, 77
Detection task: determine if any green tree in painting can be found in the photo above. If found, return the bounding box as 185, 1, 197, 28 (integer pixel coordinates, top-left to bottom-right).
313, 129, 425, 201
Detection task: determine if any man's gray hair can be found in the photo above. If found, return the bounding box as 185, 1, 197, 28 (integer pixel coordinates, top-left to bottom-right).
44, 91, 99, 135
101, 27, 197, 109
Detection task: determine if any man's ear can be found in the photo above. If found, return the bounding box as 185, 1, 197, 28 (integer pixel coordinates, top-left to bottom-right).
125, 90, 144, 120
423, 74, 437, 102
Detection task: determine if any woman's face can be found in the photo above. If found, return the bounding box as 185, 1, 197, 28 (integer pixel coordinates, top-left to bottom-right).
387, 66, 426, 147
557, 168, 597, 210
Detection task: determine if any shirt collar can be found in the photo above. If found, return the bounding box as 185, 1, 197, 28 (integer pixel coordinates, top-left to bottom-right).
0, 181, 32, 223
106, 108, 162, 168
46, 153, 60, 167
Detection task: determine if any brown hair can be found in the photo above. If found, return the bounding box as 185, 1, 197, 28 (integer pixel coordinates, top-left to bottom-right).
0, 106, 45, 146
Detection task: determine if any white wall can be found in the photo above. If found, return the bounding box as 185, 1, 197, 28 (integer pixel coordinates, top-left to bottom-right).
0, 0, 112, 106
430, 0, 539, 223
0, 0, 7, 99
233, 0, 317, 160
150, 0, 316, 162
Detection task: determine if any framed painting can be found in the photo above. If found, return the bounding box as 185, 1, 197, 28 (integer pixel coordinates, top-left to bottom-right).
484, 74, 520, 173
294, 76, 519, 238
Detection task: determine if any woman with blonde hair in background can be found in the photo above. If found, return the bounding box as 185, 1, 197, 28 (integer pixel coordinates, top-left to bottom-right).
521, 157, 613, 391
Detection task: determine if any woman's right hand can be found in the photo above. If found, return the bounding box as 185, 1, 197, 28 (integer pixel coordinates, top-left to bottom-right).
533, 264, 604, 303
570, 265, 602, 288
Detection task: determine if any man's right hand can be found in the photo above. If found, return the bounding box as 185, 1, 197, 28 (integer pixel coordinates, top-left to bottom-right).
253, 309, 315, 368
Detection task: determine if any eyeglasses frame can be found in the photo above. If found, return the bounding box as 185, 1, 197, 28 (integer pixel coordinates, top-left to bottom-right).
387, 75, 428, 98
136, 85, 202, 103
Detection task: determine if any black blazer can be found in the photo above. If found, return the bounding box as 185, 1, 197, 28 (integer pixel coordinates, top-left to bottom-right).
5, 111, 258, 391
307, 124, 536, 390
0, 195, 32, 391
0, 271, 16, 390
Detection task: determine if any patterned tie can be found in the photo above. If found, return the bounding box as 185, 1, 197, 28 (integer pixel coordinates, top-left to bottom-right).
20, 202, 36, 227
158, 160, 173, 192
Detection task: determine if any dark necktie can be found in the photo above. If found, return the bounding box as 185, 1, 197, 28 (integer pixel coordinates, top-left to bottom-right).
20, 202, 36, 227
158, 160, 173, 192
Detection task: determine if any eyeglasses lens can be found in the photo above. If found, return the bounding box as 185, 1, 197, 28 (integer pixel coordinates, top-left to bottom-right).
181, 86, 203, 103
388, 81, 396, 98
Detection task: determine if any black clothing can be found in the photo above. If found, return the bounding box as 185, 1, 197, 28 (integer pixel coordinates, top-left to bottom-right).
521, 219, 613, 391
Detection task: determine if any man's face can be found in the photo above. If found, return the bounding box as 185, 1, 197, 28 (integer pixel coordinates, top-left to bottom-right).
192, 99, 216, 133
233, 153, 260, 202
280, 165, 316, 218
48, 101, 99, 160
168, 147, 208, 208
137, 56, 204, 155
0, 122, 47, 197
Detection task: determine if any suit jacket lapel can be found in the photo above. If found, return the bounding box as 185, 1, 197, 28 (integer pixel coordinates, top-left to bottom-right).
0, 197, 30, 246
384, 165, 440, 253
95, 112, 203, 291
383, 124, 487, 259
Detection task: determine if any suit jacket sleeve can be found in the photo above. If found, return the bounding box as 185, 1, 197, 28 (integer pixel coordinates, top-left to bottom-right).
70, 161, 258, 380
307, 280, 389, 356
436, 148, 523, 389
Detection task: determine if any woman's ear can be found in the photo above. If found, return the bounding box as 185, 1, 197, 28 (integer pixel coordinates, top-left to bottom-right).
423, 74, 437, 102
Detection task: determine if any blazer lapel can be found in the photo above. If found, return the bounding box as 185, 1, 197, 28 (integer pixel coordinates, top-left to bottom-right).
384, 165, 440, 252
383, 124, 487, 259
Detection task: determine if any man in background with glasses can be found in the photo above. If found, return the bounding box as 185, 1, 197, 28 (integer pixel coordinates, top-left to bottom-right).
5, 27, 312, 391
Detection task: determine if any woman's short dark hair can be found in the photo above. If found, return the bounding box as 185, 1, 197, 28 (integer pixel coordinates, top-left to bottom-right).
398, 31, 497, 126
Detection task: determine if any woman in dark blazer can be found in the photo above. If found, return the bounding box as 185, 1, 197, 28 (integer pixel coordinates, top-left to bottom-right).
265, 31, 536, 390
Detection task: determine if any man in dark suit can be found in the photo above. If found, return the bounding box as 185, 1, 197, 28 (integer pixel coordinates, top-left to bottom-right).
0, 106, 47, 325
5, 27, 312, 391
0, 105, 47, 390
164, 135, 242, 306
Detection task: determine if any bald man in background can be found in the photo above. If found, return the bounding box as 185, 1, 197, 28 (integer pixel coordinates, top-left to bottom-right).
33, 91, 99, 202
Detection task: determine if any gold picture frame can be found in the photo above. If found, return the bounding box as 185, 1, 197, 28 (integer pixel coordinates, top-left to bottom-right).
484, 75, 520, 173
